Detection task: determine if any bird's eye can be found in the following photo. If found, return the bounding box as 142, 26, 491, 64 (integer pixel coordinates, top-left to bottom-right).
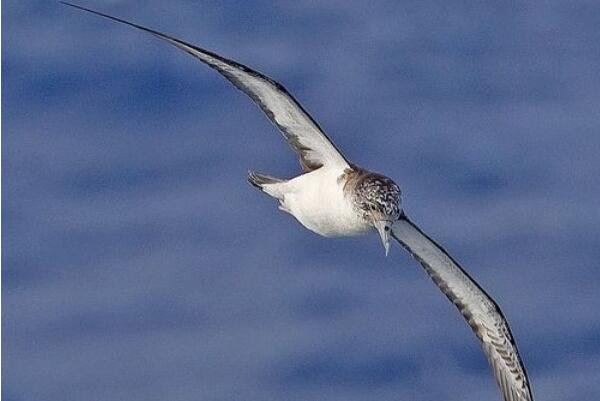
384, 226, 390, 232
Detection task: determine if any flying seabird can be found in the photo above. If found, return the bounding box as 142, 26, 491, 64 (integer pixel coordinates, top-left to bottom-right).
63, 3, 535, 401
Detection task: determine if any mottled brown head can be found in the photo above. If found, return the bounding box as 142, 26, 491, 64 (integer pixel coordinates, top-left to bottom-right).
345, 169, 401, 218
344, 168, 402, 255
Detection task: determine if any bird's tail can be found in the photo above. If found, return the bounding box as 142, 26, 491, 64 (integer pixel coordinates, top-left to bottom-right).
248, 170, 287, 199
248, 171, 284, 187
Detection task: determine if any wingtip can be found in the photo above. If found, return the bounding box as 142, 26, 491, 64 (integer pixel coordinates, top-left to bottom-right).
59, 2, 112, 21
59, 1, 84, 11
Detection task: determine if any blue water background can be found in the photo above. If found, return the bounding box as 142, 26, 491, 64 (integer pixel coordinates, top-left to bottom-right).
4, 1, 600, 400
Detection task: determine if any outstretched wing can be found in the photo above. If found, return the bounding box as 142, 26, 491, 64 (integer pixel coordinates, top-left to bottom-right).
62, 2, 350, 172
392, 215, 534, 401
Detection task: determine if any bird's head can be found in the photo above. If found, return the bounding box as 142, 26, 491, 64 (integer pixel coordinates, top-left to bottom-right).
352, 172, 402, 256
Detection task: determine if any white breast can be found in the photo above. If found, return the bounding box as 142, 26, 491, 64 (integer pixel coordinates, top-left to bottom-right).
280, 167, 371, 237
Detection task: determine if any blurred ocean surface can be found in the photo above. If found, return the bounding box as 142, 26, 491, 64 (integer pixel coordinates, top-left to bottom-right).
3, 1, 600, 400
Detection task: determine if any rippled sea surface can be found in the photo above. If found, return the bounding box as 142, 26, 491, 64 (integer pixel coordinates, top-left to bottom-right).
4, 1, 600, 400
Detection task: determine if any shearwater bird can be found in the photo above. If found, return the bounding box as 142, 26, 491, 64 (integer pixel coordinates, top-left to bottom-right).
63, 3, 535, 401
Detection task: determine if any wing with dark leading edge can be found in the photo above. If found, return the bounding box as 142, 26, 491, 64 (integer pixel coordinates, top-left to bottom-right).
61, 2, 351, 172
392, 215, 534, 401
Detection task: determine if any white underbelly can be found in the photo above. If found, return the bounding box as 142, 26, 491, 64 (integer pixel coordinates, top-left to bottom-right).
282, 168, 371, 237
